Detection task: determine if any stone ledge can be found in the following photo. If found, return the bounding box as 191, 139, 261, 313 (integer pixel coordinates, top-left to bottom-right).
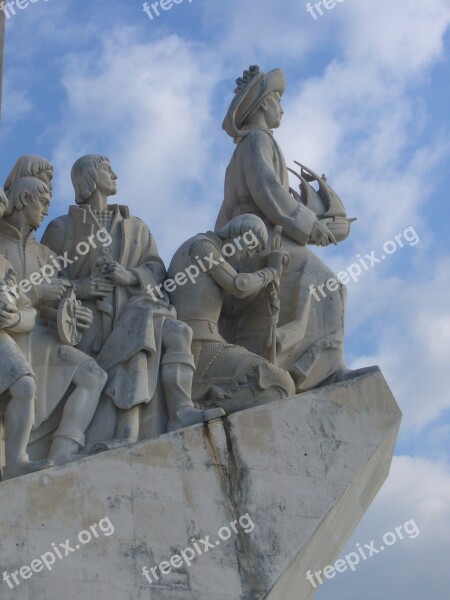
0, 366, 401, 600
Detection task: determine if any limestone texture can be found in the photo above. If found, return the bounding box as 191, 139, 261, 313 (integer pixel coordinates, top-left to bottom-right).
0, 366, 400, 599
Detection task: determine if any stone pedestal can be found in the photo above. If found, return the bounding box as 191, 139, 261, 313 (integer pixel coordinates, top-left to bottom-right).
0, 366, 401, 599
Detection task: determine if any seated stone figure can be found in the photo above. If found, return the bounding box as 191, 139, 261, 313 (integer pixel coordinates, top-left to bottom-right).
0, 189, 52, 479
42, 155, 223, 449
1, 173, 107, 465
168, 214, 295, 414
216, 66, 358, 391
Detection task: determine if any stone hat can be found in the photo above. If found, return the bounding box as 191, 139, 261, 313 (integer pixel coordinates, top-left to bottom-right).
223, 65, 286, 139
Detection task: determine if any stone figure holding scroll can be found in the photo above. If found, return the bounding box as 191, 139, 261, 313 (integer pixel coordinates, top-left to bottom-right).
216, 66, 361, 391
168, 214, 295, 413
42, 155, 223, 448
1, 166, 107, 466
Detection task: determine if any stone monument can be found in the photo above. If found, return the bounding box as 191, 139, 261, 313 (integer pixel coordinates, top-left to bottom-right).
0, 60, 401, 600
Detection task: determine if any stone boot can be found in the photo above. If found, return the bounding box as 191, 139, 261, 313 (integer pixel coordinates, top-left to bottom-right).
161, 353, 225, 432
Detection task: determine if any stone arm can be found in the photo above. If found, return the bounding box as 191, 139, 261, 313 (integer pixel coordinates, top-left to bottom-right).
42, 218, 111, 299
127, 220, 167, 294
42, 217, 166, 298
215, 166, 235, 230
190, 240, 277, 300
9, 305, 38, 333
6, 269, 37, 333
41, 217, 66, 265
242, 130, 317, 245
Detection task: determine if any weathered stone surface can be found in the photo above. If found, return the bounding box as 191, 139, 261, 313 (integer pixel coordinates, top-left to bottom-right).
0, 367, 400, 599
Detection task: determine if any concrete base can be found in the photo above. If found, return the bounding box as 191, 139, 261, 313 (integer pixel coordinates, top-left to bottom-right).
0, 366, 401, 599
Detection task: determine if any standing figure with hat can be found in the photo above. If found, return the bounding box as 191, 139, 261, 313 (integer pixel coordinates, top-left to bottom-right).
216, 66, 360, 391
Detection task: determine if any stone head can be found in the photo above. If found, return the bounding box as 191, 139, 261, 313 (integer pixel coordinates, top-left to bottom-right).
5, 176, 51, 230
223, 66, 286, 139
4, 155, 53, 193
217, 214, 268, 260
71, 155, 117, 205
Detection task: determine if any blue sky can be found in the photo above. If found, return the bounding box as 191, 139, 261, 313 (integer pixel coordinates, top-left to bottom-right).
1, 0, 450, 598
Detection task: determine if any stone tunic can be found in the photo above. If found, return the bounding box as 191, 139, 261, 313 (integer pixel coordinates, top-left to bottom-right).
42, 204, 172, 410
0, 221, 92, 428
0, 257, 35, 402
215, 127, 346, 390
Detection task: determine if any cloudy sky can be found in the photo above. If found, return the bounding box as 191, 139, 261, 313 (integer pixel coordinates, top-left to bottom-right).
1, 0, 449, 597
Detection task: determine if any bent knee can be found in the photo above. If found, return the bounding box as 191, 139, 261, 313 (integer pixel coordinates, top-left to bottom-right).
162, 319, 193, 351
10, 375, 36, 400
74, 361, 108, 390
260, 363, 295, 397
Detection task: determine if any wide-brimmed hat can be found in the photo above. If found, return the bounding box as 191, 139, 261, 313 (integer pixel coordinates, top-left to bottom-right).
223, 65, 286, 139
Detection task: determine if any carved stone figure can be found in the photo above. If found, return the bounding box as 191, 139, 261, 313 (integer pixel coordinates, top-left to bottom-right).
42, 155, 223, 448
4, 154, 54, 194
168, 214, 295, 414
0, 172, 107, 466
0, 189, 52, 479
216, 66, 360, 391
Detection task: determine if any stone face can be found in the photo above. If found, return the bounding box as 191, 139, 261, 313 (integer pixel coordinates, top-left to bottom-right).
0, 366, 400, 599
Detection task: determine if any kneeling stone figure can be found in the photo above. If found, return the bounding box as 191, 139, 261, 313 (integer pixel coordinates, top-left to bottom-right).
168, 214, 295, 414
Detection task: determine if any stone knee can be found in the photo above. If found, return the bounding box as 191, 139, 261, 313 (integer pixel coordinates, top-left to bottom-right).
259, 363, 296, 398
10, 376, 36, 402
162, 318, 193, 354
73, 360, 108, 393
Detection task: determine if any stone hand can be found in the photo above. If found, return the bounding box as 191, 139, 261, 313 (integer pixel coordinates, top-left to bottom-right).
266, 249, 285, 274
39, 279, 72, 302
80, 275, 115, 298
0, 305, 20, 329
74, 305, 94, 331
101, 261, 138, 286
311, 220, 337, 247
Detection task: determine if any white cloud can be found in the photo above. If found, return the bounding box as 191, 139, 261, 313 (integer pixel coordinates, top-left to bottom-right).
263, 0, 450, 436
349, 257, 450, 432
47, 28, 225, 261
4, 0, 448, 440
338, 0, 450, 75
1, 83, 32, 125
316, 456, 450, 600
201, 0, 315, 64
